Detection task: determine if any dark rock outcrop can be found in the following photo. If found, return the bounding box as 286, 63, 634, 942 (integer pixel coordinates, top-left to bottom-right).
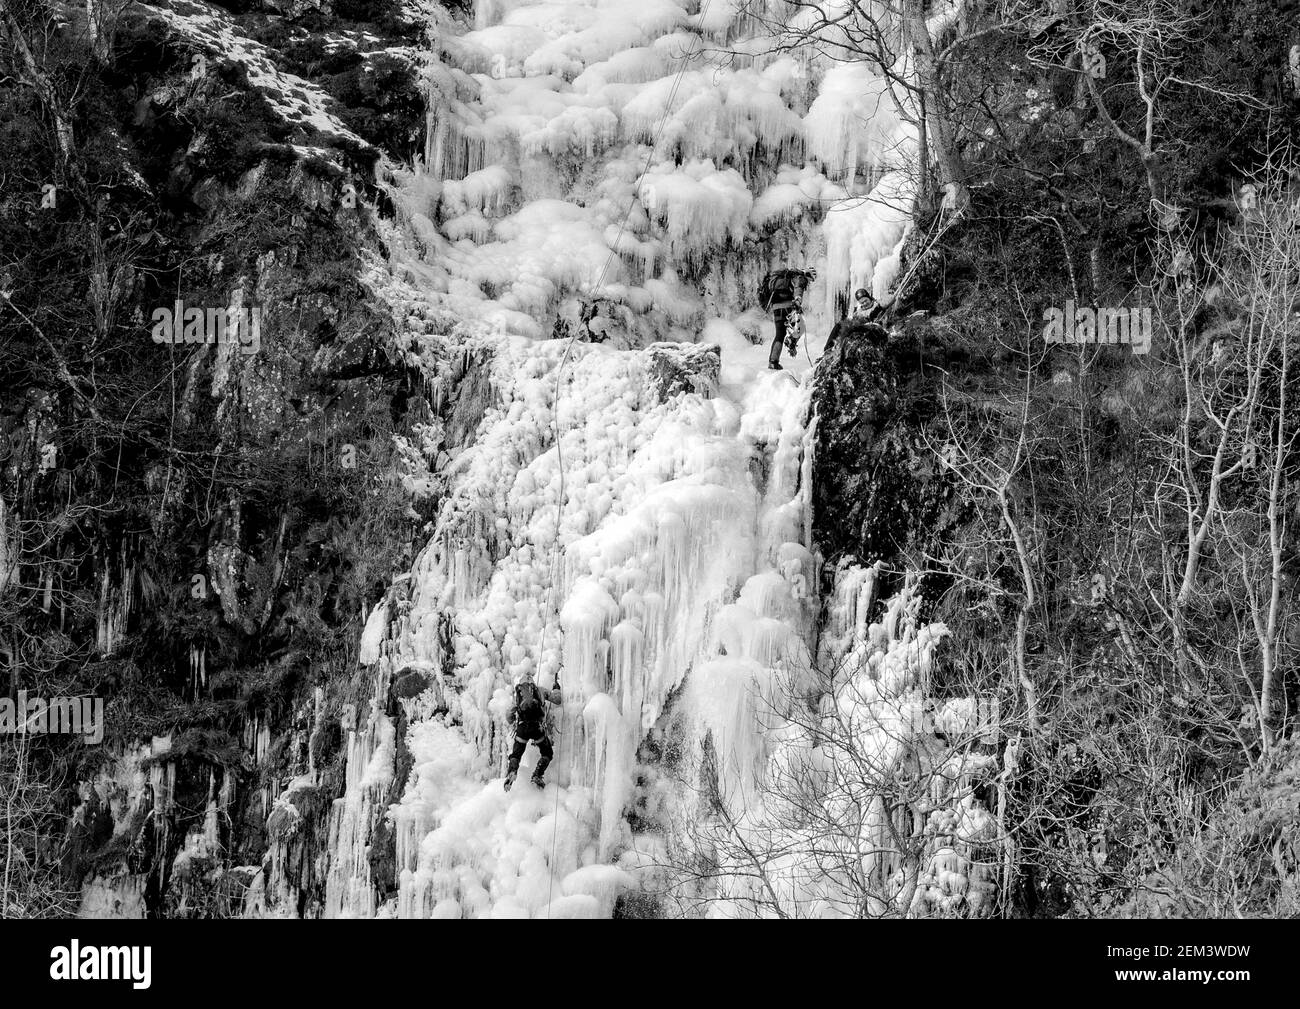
0, 0, 467, 918
811, 318, 975, 595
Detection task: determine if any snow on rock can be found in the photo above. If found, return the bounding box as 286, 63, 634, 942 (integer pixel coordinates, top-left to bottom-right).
643, 341, 720, 399
147, 0, 368, 152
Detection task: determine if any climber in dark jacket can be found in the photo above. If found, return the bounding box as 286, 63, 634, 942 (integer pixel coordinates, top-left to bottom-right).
826, 287, 888, 352
504, 671, 562, 791
759, 267, 816, 369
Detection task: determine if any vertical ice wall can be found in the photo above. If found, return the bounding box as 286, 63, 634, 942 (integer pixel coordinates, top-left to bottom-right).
319, 336, 821, 919
387, 0, 920, 347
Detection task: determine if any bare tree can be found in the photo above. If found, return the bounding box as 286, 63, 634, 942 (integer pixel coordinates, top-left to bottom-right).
1, 732, 81, 918
740, 1, 974, 212
932, 348, 1047, 731
1014, 0, 1262, 215
1105, 153, 1300, 758
659, 581, 1009, 919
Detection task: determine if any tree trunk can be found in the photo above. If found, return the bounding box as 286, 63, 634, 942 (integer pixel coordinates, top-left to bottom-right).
902, 0, 969, 214
0, 5, 76, 161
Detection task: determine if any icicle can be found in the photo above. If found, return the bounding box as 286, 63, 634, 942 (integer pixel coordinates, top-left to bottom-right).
608, 620, 644, 714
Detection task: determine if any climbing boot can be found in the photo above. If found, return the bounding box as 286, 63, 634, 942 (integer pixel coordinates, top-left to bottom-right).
504, 770, 517, 792
768, 361, 783, 370
530, 771, 546, 788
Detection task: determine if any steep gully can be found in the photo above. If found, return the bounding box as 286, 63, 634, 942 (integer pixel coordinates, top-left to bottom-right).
80, 0, 1001, 918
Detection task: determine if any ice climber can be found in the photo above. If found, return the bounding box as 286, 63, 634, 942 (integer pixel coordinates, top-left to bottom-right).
826, 287, 888, 352
504, 671, 562, 791
852, 286, 886, 324
759, 266, 816, 369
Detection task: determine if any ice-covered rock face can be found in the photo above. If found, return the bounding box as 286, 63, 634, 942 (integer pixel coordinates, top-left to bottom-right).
389, 0, 918, 344
320, 332, 819, 919
318, 340, 999, 917
289, 1, 995, 920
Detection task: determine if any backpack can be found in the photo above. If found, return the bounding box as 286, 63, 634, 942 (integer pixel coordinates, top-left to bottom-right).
759, 270, 799, 311
515, 681, 545, 723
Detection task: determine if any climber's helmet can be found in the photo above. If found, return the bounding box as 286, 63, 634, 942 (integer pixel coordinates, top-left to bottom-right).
854, 288, 872, 305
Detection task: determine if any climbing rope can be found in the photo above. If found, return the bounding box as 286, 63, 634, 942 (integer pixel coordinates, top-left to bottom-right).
881, 204, 959, 317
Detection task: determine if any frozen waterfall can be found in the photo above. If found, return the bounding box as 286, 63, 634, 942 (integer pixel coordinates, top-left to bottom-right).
247, 0, 1000, 919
